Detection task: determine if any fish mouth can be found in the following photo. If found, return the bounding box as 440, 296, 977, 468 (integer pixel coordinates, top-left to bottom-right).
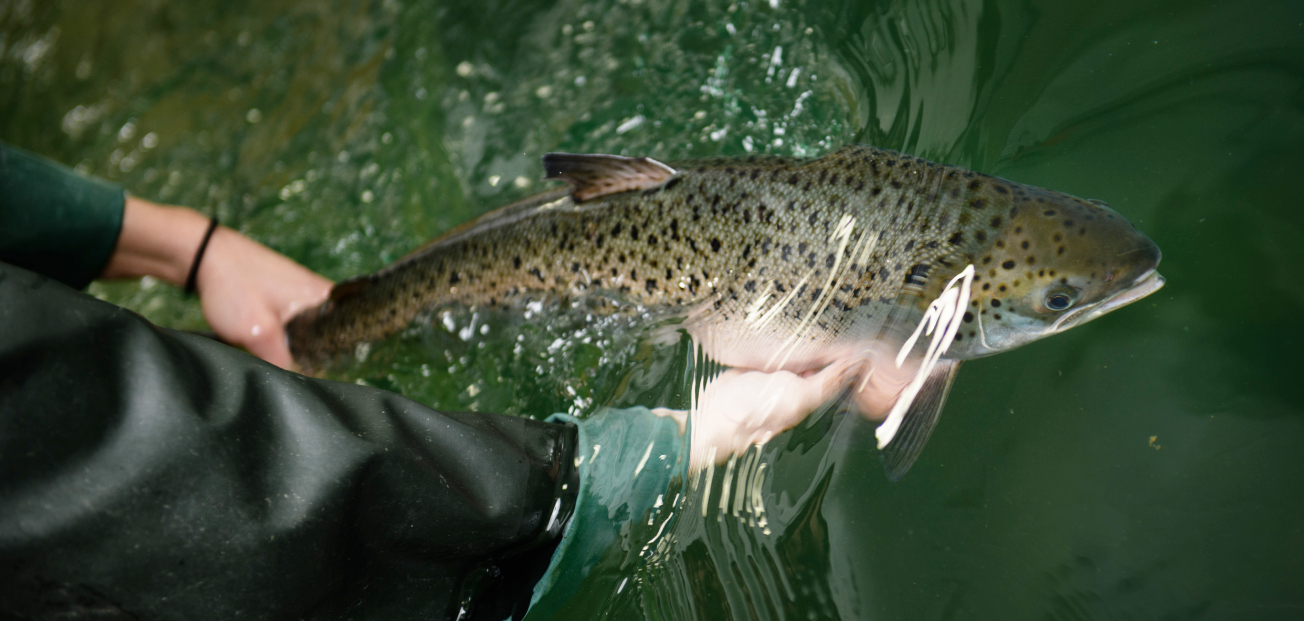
1054, 269, 1165, 332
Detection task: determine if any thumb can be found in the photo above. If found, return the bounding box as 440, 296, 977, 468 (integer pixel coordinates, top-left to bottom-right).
240, 320, 294, 369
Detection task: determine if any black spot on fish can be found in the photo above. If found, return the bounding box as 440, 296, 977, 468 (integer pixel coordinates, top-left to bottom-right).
975, 230, 987, 242
664, 178, 681, 191
994, 185, 1008, 194
1058, 246, 1066, 255
809, 213, 818, 227
1021, 240, 1030, 250
710, 238, 722, 252
788, 174, 799, 185
1044, 210, 1057, 216
630, 225, 639, 241
513, 256, 521, 269
891, 180, 902, 189
781, 244, 791, 260
449, 272, 461, 285
963, 311, 974, 323
530, 268, 544, 282
991, 298, 1002, 308
948, 231, 964, 245
990, 216, 1002, 228
969, 179, 982, 190
1002, 260, 1015, 269
970, 198, 986, 210
570, 262, 580, 273
645, 279, 658, 293
744, 280, 757, 292
825, 253, 835, 268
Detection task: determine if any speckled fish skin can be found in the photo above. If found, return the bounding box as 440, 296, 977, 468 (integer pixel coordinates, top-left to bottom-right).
287, 144, 1162, 374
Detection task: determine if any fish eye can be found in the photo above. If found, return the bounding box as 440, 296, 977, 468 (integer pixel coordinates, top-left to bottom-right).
1044, 290, 1075, 311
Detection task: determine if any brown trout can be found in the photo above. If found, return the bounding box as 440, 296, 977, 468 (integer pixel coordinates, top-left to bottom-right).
288, 144, 1163, 478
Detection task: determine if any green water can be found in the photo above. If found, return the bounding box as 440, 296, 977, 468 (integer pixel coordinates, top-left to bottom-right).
4, 0, 1303, 618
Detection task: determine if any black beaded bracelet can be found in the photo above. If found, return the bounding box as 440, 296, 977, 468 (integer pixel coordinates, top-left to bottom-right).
184, 216, 220, 295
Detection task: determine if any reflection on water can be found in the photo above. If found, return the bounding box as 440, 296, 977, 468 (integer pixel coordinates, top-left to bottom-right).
4, 0, 1304, 618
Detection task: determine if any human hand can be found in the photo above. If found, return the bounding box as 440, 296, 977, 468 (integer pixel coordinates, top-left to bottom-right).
654, 359, 859, 468
102, 196, 331, 369
192, 225, 332, 368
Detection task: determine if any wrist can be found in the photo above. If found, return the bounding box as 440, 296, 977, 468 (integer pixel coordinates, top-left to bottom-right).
101, 196, 215, 287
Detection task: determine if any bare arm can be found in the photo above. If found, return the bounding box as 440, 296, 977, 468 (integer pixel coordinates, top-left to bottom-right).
101, 196, 332, 369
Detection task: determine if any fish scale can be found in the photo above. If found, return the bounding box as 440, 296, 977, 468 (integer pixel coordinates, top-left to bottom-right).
289, 142, 1160, 388
290, 145, 991, 369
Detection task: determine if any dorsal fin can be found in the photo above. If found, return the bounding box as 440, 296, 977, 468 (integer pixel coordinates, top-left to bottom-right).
543, 152, 677, 201
880, 359, 962, 481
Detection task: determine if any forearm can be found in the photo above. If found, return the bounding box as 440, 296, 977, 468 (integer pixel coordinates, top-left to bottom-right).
100, 196, 212, 286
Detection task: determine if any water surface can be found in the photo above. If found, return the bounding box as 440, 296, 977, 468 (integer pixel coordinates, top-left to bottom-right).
3, 0, 1302, 618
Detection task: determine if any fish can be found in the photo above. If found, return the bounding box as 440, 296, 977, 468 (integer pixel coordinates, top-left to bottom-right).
287, 144, 1163, 478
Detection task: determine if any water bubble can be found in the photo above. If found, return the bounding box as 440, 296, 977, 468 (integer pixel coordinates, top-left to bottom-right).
141, 132, 158, 149
117, 121, 136, 142
535, 85, 552, 98
415, 87, 427, 99
381, 132, 393, 144
514, 176, 531, 188
616, 115, 645, 134
488, 175, 501, 186
245, 108, 262, 123
361, 190, 374, 203
456, 61, 474, 77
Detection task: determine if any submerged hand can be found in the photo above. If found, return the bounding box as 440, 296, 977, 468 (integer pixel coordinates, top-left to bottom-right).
102, 196, 332, 369
656, 359, 858, 469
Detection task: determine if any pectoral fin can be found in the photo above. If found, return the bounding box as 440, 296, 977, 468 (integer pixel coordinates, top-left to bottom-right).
543, 152, 677, 201
880, 359, 961, 482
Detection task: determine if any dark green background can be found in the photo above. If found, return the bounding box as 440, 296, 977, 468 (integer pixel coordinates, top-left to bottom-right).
3, 0, 1302, 618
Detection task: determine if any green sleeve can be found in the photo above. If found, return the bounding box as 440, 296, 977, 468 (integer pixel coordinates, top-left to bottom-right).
0, 142, 126, 290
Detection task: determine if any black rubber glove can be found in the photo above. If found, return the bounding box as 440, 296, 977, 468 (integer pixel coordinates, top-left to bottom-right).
0, 262, 577, 620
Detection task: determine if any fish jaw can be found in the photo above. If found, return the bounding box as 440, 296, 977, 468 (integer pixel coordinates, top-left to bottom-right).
1053, 269, 1165, 333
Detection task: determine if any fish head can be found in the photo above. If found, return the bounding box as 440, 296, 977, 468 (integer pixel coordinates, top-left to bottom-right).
948, 188, 1163, 359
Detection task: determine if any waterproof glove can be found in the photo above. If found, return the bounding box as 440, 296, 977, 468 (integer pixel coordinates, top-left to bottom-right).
518, 407, 689, 620
0, 262, 577, 621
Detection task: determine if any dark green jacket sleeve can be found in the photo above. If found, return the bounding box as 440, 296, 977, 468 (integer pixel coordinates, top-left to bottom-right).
0, 142, 125, 289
